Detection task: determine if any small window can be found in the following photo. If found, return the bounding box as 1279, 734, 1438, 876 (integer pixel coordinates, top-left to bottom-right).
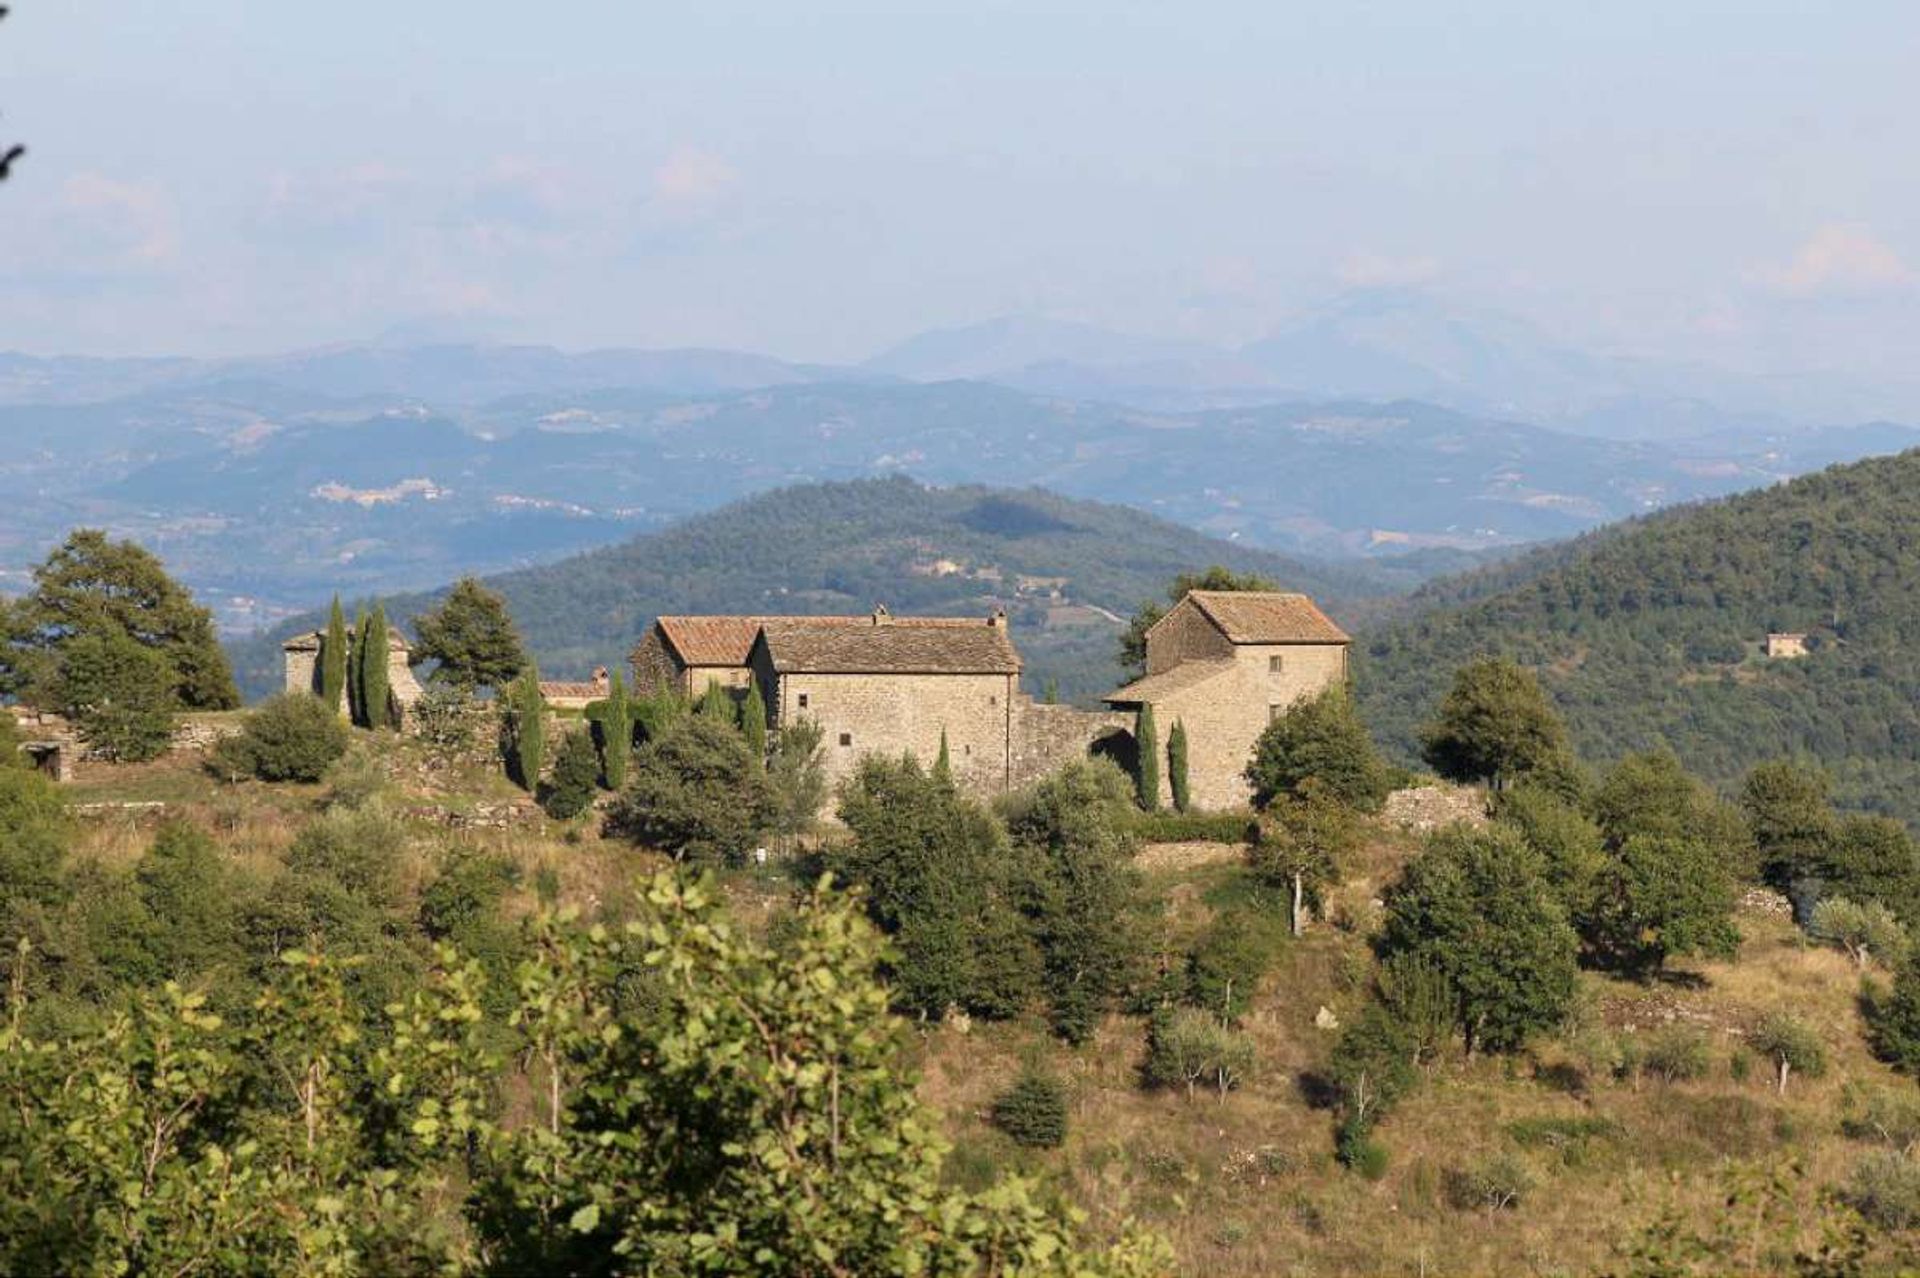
1268, 703, 1284, 723
988, 695, 997, 706
963, 744, 972, 756
1269, 655, 1285, 675
838, 732, 853, 748
796, 693, 810, 709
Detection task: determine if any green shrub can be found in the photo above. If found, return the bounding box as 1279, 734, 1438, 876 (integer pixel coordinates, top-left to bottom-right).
1810, 896, 1909, 970
991, 1071, 1069, 1149
539, 729, 600, 820
283, 805, 408, 913
1842, 1086, 1920, 1150
209, 693, 349, 783
1843, 1150, 1920, 1229
1643, 1027, 1712, 1084
1749, 1012, 1826, 1094
1444, 1153, 1534, 1213
1122, 809, 1255, 844
1336, 1123, 1389, 1179
608, 716, 774, 865
1143, 1007, 1254, 1101
410, 684, 481, 756
1185, 909, 1285, 1022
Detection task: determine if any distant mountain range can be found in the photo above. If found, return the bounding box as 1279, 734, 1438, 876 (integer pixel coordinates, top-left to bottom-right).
1357, 447, 1920, 827
3, 296, 1917, 639
225, 475, 1424, 705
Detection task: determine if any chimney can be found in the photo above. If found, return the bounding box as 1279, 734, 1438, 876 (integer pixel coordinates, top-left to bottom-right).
872, 603, 893, 626
593, 666, 609, 691
987, 608, 1007, 629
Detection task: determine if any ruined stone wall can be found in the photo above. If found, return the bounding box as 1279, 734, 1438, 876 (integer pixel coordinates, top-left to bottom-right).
768, 668, 1017, 796
1009, 698, 1132, 791
1144, 602, 1233, 675
285, 648, 320, 696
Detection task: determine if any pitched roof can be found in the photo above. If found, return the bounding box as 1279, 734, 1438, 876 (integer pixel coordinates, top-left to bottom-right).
650, 612, 997, 668
539, 680, 606, 700
757, 617, 1021, 675
1102, 659, 1239, 706
1164, 591, 1350, 645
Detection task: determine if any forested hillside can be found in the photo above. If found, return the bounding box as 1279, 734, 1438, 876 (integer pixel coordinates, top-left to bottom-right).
1359, 449, 1920, 823
229, 476, 1428, 703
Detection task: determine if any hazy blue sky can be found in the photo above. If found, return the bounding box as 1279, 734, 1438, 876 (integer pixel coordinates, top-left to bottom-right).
4, 1, 1917, 377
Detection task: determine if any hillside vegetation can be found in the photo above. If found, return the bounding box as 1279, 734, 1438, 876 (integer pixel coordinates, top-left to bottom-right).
230, 476, 1435, 704
1360, 449, 1920, 825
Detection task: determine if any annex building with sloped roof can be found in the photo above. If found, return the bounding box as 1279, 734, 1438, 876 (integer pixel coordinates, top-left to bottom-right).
1102, 591, 1352, 809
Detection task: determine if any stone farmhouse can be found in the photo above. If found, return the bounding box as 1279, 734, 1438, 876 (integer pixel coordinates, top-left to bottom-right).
282, 625, 426, 722
1103, 591, 1352, 810
629, 591, 1350, 809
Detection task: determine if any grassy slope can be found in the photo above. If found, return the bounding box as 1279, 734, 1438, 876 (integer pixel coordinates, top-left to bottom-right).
1357, 449, 1920, 825
66, 748, 1917, 1276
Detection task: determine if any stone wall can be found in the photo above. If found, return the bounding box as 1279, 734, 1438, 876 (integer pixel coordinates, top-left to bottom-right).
1145, 602, 1233, 675
1010, 697, 1132, 791
631, 631, 682, 697
765, 665, 1019, 796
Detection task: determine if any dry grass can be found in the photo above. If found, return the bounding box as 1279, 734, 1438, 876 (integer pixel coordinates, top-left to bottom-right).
916, 858, 1918, 1277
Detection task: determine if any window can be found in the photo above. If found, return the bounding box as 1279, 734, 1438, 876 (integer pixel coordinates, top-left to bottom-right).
838, 732, 853, 748
797, 693, 810, 709
988, 695, 997, 706
1269, 655, 1285, 675
1268, 703, 1284, 723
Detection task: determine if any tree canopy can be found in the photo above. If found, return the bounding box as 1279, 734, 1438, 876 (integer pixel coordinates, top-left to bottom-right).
410, 576, 529, 691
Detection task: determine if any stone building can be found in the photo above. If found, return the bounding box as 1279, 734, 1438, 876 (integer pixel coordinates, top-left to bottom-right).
624, 591, 1346, 810
539, 667, 610, 710
1101, 591, 1351, 810
282, 625, 425, 722
746, 609, 1027, 795
1765, 632, 1810, 659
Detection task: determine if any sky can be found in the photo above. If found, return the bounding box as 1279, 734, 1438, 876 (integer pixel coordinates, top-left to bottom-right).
3, 0, 1918, 384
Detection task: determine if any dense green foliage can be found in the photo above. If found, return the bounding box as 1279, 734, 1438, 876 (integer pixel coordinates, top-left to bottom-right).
209, 691, 350, 783
609, 716, 773, 865
588, 669, 634, 790
322, 596, 349, 712
504, 665, 545, 791
830, 756, 1037, 1021
1249, 789, 1360, 935
1361, 450, 1920, 825
540, 728, 601, 819
409, 575, 529, 691
740, 680, 768, 762
1133, 704, 1159, 811
1, 528, 237, 710
991, 1069, 1070, 1149
1167, 718, 1190, 813
1377, 826, 1580, 1054
0, 872, 1168, 1276
51, 631, 177, 761
361, 603, 392, 730
1246, 686, 1392, 812
1419, 657, 1573, 791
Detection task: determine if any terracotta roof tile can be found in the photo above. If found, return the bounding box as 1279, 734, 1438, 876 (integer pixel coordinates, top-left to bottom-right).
652, 612, 998, 667
1175, 591, 1349, 645
758, 618, 1021, 675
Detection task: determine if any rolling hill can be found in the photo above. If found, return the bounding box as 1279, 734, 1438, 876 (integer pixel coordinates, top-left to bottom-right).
227, 475, 1422, 705
1356, 448, 1920, 825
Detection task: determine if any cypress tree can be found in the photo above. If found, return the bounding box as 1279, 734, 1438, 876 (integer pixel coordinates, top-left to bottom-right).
363, 603, 391, 730
511, 664, 546, 791
697, 680, 735, 722
600, 669, 632, 790
321, 596, 349, 713
741, 681, 768, 764
1135, 704, 1161, 812
1168, 718, 1191, 813
348, 607, 369, 727
933, 728, 952, 784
